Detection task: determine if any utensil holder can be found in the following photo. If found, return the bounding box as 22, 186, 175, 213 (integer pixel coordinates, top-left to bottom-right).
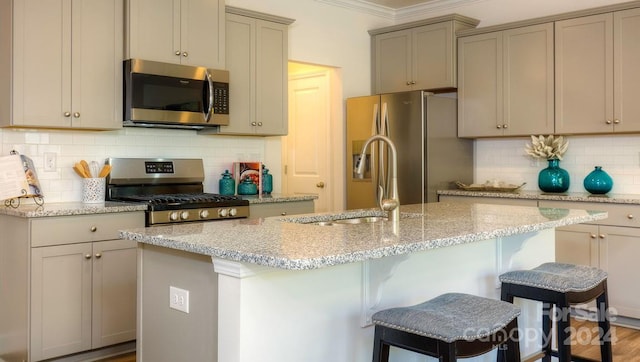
82, 178, 105, 204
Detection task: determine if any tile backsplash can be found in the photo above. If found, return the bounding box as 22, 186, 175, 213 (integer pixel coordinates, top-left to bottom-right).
475, 135, 640, 194
1, 127, 271, 203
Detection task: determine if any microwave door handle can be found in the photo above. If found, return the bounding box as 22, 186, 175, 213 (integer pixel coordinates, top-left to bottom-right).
203, 71, 214, 121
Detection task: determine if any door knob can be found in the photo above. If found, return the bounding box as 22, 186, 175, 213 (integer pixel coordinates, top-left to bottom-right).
316, 182, 325, 188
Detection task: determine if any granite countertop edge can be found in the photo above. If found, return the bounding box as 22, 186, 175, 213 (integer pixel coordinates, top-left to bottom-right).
241, 194, 318, 204
437, 190, 640, 204
120, 203, 607, 271
0, 201, 148, 218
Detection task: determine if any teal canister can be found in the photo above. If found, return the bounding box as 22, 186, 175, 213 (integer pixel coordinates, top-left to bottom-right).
262, 166, 273, 194
237, 176, 258, 195
219, 170, 235, 195
583, 166, 613, 194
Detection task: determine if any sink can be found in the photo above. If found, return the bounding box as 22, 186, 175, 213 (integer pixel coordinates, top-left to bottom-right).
280, 211, 420, 226
333, 216, 387, 224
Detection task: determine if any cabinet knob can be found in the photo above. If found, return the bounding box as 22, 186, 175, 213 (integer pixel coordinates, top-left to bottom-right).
73, 112, 80, 118
64, 112, 71, 117
496, 125, 502, 129
599, 234, 606, 239
316, 181, 325, 188
502, 124, 508, 129
175, 50, 181, 56
281, 212, 287, 216
95, 253, 102, 259
406, 81, 412, 85
606, 119, 612, 124
628, 214, 634, 219
590, 233, 597, 239
182, 51, 188, 57
90, 226, 97, 232
257, 122, 263, 126
85, 254, 92, 259
251, 121, 257, 126
613, 119, 620, 124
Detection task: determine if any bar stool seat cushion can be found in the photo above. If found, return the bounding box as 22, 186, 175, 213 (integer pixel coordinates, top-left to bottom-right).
499, 262, 607, 293
371, 293, 520, 343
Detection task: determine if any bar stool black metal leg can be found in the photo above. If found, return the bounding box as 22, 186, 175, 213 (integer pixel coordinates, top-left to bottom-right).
596, 290, 613, 362
505, 318, 521, 362
542, 303, 553, 362
372, 325, 390, 362
438, 341, 456, 362
556, 304, 572, 362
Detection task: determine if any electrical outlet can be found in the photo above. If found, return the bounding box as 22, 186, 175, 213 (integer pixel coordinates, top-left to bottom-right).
44, 152, 57, 172
169, 286, 190, 313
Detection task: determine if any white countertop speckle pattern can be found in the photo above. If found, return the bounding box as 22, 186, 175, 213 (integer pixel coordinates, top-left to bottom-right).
438, 190, 640, 204
120, 202, 607, 270
241, 194, 317, 204
0, 201, 147, 218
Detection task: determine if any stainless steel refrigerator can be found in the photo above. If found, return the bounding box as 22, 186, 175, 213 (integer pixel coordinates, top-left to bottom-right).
346, 90, 473, 209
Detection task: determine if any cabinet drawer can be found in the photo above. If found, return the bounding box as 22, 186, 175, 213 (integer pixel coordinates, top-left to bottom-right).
30, 212, 145, 247
249, 201, 315, 218
539, 200, 640, 227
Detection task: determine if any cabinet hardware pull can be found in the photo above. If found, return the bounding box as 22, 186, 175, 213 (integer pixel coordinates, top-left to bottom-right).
590, 233, 597, 239
85, 254, 92, 259
502, 124, 508, 129
64, 112, 71, 117
175, 51, 181, 56
73, 112, 80, 118
606, 119, 612, 124
182, 52, 188, 57
627, 214, 634, 219
251, 122, 257, 126
257, 122, 263, 126
281, 212, 287, 216
599, 234, 606, 239
496, 125, 502, 129
95, 253, 102, 259
90, 226, 97, 232
316, 182, 325, 188
613, 119, 620, 124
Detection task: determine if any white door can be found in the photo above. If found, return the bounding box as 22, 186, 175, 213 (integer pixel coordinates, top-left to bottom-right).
284, 70, 331, 212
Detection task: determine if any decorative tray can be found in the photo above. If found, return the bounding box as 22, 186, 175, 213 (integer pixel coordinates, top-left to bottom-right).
455, 181, 526, 192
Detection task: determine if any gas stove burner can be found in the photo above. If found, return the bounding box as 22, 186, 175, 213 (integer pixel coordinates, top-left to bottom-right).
118, 193, 249, 211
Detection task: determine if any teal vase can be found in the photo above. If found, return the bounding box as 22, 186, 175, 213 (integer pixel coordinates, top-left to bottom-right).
219, 170, 235, 195
583, 166, 613, 194
237, 176, 258, 195
538, 159, 570, 193
262, 166, 273, 194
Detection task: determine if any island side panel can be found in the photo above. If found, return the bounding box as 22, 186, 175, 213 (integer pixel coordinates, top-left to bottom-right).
137, 244, 218, 362
214, 229, 555, 362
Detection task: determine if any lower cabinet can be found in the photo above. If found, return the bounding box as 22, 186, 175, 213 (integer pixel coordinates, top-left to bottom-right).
0, 211, 144, 362
249, 200, 315, 218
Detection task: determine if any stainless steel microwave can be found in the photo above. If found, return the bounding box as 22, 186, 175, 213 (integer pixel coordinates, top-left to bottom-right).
124, 59, 229, 129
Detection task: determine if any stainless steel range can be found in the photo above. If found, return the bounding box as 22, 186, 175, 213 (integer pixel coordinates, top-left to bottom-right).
106, 158, 249, 225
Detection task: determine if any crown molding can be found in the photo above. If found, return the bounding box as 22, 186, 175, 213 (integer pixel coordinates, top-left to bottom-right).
315, 0, 484, 21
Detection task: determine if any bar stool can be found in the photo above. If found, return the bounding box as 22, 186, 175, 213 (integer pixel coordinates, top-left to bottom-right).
499, 262, 612, 362
371, 293, 521, 362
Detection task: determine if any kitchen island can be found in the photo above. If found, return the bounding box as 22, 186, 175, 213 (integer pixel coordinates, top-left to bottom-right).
121, 202, 607, 362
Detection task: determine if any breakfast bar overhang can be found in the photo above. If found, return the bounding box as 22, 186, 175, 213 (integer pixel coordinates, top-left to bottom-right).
121, 202, 607, 362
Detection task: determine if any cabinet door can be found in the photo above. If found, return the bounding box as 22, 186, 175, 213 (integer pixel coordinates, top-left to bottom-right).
614, 8, 640, 132
502, 23, 554, 136
180, 0, 225, 68
71, 0, 123, 129
413, 22, 455, 90
31, 243, 92, 361
555, 13, 614, 134
374, 29, 412, 93
554, 224, 599, 267
221, 13, 256, 134
599, 226, 640, 319
457, 32, 503, 137
92, 240, 137, 348
12, 0, 70, 128
127, 0, 178, 64
255, 19, 288, 135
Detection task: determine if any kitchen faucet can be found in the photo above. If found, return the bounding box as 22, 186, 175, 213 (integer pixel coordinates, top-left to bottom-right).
355, 135, 399, 225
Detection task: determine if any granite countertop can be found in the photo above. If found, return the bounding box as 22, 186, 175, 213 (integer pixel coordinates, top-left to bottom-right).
438, 189, 640, 204
120, 202, 607, 270
0, 201, 148, 218
240, 193, 317, 204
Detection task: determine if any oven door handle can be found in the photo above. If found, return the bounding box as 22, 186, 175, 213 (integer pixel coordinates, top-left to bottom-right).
203, 70, 214, 121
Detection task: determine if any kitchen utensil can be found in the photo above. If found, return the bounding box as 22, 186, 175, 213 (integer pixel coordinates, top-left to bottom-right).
74, 163, 89, 178
90, 161, 100, 178
98, 164, 112, 178
80, 160, 91, 178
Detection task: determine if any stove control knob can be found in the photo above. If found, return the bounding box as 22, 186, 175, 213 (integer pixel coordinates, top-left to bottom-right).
169, 211, 179, 221
180, 211, 190, 220
229, 208, 237, 217
200, 209, 210, 219
219, 208, 229, 217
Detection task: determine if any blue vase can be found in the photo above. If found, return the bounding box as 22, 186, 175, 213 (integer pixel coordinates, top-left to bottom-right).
262, 167, 273, 194
219, 170, 235, 195
538, 159, 570, 193
237, 176, 258, 195
583, 166, 613, 194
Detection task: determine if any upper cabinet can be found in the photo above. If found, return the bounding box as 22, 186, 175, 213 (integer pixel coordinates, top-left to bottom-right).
127, 0, 225, 69
458, 23, 554, 137
370, 15, 479, 94
1, 0, 123, 130
556, 8, 640, 134
205, 7, 293, 136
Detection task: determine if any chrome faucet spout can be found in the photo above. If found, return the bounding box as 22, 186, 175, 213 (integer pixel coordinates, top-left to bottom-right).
355, 135, 399, 225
